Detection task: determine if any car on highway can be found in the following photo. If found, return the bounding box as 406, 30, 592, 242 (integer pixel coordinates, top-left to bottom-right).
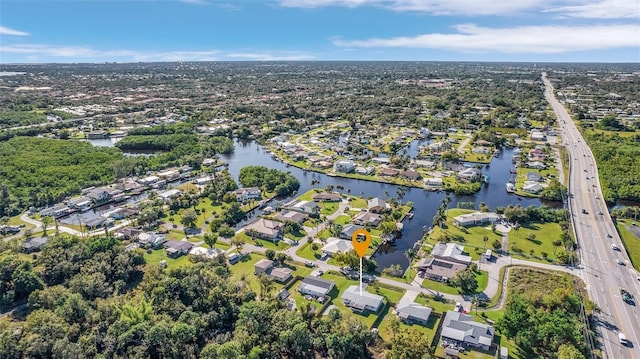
619, 332, 627, 345
611, 243, 619, 251
616, 259, 625, 266
582, 209, 588, 214
607, 233, 612, 238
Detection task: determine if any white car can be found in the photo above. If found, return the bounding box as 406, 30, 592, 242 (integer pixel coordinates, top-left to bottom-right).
611, 243, 619, 251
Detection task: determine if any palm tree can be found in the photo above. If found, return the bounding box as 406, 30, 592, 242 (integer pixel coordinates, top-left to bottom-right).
483, 235, 489, 251
552, 239, 562, 255
258, 274, 274, 300
41, 215, 52, 236
299, 302, 315, 326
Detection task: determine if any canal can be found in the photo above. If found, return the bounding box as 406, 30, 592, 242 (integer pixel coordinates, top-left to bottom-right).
88, 137, 552, 271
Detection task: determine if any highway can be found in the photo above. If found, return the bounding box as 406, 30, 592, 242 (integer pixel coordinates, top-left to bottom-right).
543, 73, 640, 359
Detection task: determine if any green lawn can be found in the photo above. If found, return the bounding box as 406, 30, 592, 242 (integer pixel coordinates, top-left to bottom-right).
507, 222, 562, 264
334, 215, 352, 226
229, 252, 269, 294
234, 232, 291, 250
320, 271, 383, 328
347, 196, 368, 208
142, 249, 191, 269
296, 242, 322, 261
9, 214, 35, 230
427, 209, 502, 260
617, 219, 640, 271
320, 202, 339, 216
377, 315, 438, 342
420, 270, 488, 295
514, 166, 559, 198
297, 189, 320, 201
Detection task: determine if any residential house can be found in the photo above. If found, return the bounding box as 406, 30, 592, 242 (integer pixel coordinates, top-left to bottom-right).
234, 187, 262, 202
355, 166, 375, 175
285, 200, 319, 214
254, 259, 292, 283
86, 187, 121, 205
339, 224, 364, 240
157, 169, 180, 181
316, 160, 333, 169
527, 161, 546, 169
67, 197, 93, 211
40, 204, 73, 218
378, 168, 399, 177
401, 169, 420, 180
158, 189, 182, 201
431, 242, 472, 265
274, 210, 308, 225
530, 131, 546, 141
342, 285, 384, 313
441, 310, 495, 351
195, 176, 213, 186
526, 172, 542, 182
352, 212, 382, 226
298, 277, 336, 298
424, 178, 444, 189
84, 217, 112, 230
395, 302, 432, 326
22, 237, 49, 253
189, 246, 224, 259
523, 181, 544, 194
244, 219, 284, 241
457, 168, 480, 181
333, 160, 355, 173
367, 198, 388, 214
415, 257, 468, 282
322, 237, 354, 257
371, 157, 390, 164
312, 192, 341, 202
164, 240, 194, 258
114, 227, 143, 240
139, 175, 160, 186
411, 160, 435, 169
138, 232, 167, 248
415, 242, 472, 281
472, 147, 491, 155
453, 212, 500, 227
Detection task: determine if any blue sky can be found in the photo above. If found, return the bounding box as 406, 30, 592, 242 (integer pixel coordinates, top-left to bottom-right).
1, 0, 639, 63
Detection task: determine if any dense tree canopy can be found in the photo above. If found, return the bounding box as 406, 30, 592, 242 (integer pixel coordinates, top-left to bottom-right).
0, 137, 124, 214
239, 166, 300, 196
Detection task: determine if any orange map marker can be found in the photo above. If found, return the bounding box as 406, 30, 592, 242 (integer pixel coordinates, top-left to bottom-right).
351, 229, 371, 257
351, 229, 371, 295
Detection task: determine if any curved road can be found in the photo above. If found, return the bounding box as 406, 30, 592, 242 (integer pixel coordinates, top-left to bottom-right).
544, 72, 640, 359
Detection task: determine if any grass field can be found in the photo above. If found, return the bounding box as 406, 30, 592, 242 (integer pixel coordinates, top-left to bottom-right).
617, 219, 640, 271
234, 232, 291, 250
507, 222, 562, 264
427, 209, 502, 260
143, 248, 191, 269
296, 242, 321, 261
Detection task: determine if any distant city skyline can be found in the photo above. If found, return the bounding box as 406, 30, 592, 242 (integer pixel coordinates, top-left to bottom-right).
1, 0, 639, 63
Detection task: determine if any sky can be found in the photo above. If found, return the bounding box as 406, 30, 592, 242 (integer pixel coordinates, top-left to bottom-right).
0, 0, 639, 63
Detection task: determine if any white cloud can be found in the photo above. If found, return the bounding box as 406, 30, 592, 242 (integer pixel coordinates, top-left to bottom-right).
0, 44, 221, 61
332, 24, 640, 53
279, 0, 640, 18
179, 0, 210, 5
0, 44, 314, 62
0, 26, 30, 36
546, 0, 640, 19
279, 0, 552, 16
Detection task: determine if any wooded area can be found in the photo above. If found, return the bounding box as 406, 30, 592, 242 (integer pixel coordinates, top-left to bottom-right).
0, 137, 123, 215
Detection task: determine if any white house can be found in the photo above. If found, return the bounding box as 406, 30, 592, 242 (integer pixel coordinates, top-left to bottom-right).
322, 237, 354, 256
453, 212, 500, 227
298, 277, 335, 297
342, 285, 384, 313
333, 160, 355, 173
523, 181, 544, 194
234, 187, 261, 202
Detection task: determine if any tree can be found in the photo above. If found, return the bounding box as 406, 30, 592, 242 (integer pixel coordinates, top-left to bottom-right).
483, 235, 489, 250
275, 252, 289, 265
451, 267, 478, 293
558, 344, 586, 359
492, 239, 502, 251
265, 249, 276, 260
257, 274, 274, 299
181, 209, 197, 229
552, 239, 563, 255
204, 233, 217, 249
41, 215, 52, 236
231, 236, 245, 252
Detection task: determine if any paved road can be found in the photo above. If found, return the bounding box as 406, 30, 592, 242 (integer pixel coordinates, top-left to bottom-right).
543, 72, 640, 359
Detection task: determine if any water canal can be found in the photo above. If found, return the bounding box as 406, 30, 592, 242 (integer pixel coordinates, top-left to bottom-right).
89, 138, 553, 271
